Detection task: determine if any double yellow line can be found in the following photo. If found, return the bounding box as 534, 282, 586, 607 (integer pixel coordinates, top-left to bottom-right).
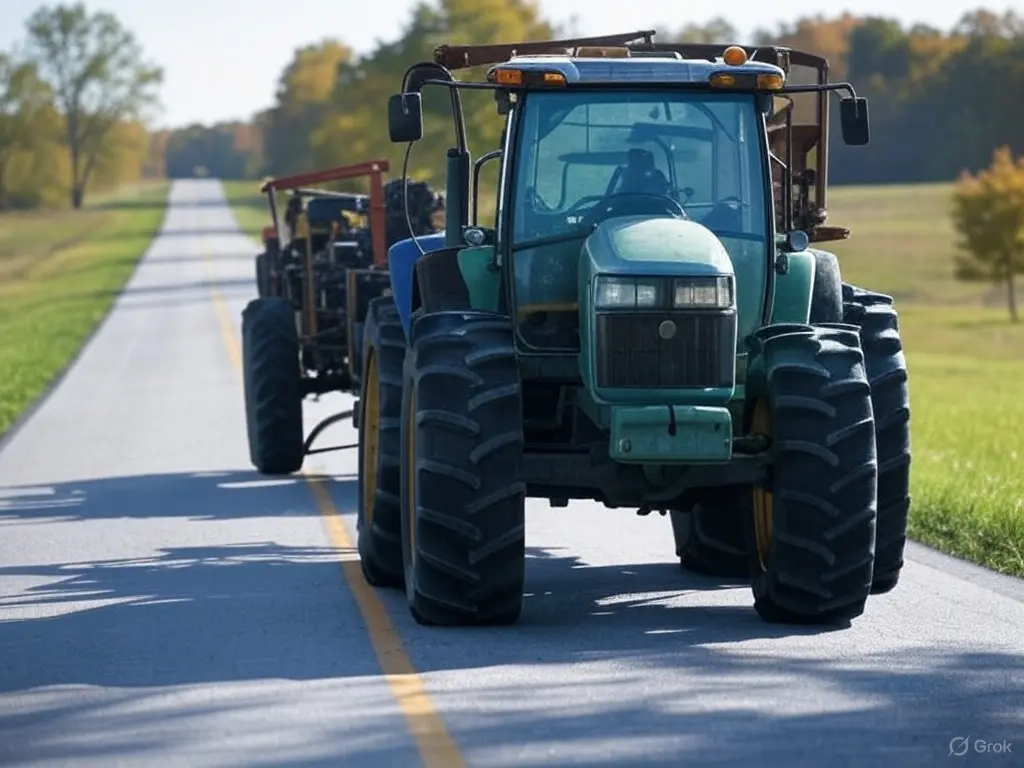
204, 235, 464, 767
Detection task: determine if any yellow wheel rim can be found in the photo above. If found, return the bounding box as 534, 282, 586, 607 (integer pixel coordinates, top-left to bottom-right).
360, 351, 380, 527
751, 398, 773, 571
406, 386, 416, 565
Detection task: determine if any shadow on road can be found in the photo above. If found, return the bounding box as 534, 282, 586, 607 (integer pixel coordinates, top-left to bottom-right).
432, 645, 1023, 766
0, 471, 354, 522
96, 198, 230, 212
0, 541, 377, 693
0, 467, 1020, 765
15, 276, 257, 315
93, 227, 251, 242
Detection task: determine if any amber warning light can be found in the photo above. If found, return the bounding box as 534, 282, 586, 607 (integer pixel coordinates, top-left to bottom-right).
488, 68, 567, 86
722, 46, 748, 66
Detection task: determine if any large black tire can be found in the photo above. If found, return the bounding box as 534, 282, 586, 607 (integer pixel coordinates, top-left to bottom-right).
747, 324, 878, 624
356, 297, 406, 588
399, 310, 527, 626
671, 249, 845, 578
842, 284, 911, 594
241, 297, 304, 474
670, 490, 748, 577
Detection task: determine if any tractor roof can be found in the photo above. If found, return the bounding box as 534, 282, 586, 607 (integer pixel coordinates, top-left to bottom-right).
490, 51, 785, 86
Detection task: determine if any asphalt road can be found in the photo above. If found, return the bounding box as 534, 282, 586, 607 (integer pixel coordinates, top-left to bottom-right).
0, 179, 1021, 767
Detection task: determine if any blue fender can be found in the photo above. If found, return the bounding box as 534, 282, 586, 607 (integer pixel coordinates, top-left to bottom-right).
387, 233, 447, 340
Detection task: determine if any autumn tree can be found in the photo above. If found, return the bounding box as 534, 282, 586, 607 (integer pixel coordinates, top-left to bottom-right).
0, 51, 51, 211
262, 40, 352, 175
24, 3, 162, 208
951, 146, 1024, 322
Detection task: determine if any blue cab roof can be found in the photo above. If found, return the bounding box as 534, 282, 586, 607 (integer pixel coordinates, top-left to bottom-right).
489, 54, 784, 86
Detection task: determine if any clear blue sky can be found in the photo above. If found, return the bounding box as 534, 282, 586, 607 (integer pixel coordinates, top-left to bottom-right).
1, 0, 1011, 129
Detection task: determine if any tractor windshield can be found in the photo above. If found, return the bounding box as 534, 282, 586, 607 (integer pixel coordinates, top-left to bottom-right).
509, 88, 770, 350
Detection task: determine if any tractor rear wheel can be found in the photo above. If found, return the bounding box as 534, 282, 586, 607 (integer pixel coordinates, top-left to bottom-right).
842, 284, 911, 594
242, 297, 304, 475
670, 490, 747, 577
747, 324, 878, 624
399, 311, 527, 626
356, 297, 406, 588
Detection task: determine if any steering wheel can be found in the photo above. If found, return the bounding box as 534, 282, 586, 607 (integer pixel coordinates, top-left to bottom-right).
580, 193, 687, 230
562, 195, 607, 217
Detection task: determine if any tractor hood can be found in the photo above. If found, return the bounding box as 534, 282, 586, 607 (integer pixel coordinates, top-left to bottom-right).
582, 215, 734, 279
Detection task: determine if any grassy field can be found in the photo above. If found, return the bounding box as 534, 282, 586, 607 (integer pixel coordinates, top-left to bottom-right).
828, 183, 1024, 578
221, 178, 1024, 578
0, 182, 170, 438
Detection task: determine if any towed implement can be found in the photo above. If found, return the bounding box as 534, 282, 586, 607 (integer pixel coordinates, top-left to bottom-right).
242, 160, 443, 473
356, 30, 912, 626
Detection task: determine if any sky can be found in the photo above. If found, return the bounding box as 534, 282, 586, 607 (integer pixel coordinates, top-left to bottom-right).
1, 0, 1017, 129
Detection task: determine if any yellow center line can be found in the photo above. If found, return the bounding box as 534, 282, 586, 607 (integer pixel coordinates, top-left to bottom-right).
201, 230, 464, 768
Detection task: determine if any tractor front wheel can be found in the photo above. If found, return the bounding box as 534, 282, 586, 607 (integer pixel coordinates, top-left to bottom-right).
747, 324, 878, 625
399, 311, 527, 626
241, 297, 304, 474
356, 297, 406, 588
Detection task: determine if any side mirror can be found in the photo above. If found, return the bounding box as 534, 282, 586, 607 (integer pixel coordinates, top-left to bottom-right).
839, 97, 869, 146
388, 93, 423, 143
462, 226, 496, 247
785, 230, 809, 252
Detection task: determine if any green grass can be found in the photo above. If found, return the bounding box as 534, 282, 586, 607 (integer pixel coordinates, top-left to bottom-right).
221, 177, 1024, 578
0, 182, 170, 437
828, 183, 1024, 577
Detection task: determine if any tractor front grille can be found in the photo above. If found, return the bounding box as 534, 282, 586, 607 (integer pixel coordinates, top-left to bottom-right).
595, 310, 736, 389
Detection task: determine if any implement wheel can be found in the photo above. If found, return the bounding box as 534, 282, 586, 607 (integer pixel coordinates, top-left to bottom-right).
747, 323, 878, 625
241, 297, 304, 475
399, 311, 527, 626
356, 297, 406, 588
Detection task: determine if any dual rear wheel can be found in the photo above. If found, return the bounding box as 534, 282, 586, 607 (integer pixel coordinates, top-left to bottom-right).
671, 282, 911, 619
358, 305, 527, 625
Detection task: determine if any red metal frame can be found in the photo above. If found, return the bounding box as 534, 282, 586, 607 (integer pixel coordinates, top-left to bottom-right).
261, 159, 391, 268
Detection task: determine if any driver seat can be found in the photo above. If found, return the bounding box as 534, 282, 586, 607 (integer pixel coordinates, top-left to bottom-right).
613, 148, 670, 196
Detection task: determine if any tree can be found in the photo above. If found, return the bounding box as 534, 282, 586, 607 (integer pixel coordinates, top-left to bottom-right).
0, 51, 51, 211
262, 40, 352, 174
951, 146, 1024, 322
24, 3, 162, 208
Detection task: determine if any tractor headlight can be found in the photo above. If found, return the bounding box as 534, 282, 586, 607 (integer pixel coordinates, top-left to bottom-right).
594, 276, 665, 309
594, 275, 733, 310
673, 276, 733, 309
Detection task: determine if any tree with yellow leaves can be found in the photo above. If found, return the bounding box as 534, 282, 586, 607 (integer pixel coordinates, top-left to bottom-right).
951, 146, 1024, 323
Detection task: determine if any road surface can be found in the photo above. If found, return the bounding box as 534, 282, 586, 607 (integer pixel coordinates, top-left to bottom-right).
0, 179, 1021, 767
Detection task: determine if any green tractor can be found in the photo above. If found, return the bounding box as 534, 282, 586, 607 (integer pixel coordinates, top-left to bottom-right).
356, 30, 911, 627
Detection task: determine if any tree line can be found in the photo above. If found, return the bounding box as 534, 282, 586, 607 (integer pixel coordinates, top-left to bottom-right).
161, 4, 1024, 190
0, 3, 162, 212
